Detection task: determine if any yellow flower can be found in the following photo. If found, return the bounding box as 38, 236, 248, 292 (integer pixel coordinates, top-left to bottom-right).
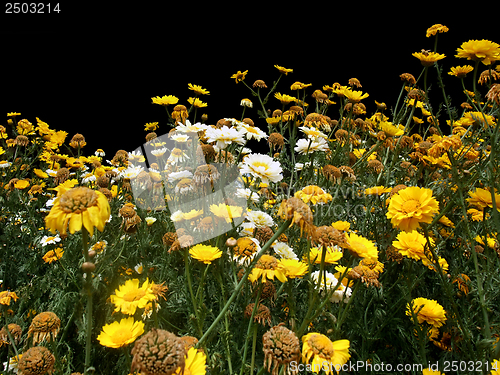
144, 122, 159, 131
426, 24, 449, 37
331, 221, 350, 232
304, 245, 343, 265
345, 232, 378, 260
188, 97, 208, 108
34, 168, 49, 179
174, 347, 207, 375
42, 248, 65, 264
406, 297, 446, 328
378, 121, 404, 137
248, 254, 288, 283
392, 230, 429, 261
277, 258, 308, 279
364, 186, 392, 196
456, 39, 500, 65
422, 368, 444, 375
274, 65, 293, 74
342, 88, 369, 103
0, 291, 19, 306
448, 65, 474, 78
189, 244, 222, 264
301, 333, 350, 375
294, 185, 333, 205
110, 278, 156, 315
97, 317, 145, 348
386, 186, 439, 232
231, 70, 248, 83
151, 95, 179, 106
412, 51, 446, 67
466, 187, 500, 211
274, 93, 297, 104
14, 179, 30, 189
209, 203, 243, 224
188, 83, 210, 95
44, 186, 111, 236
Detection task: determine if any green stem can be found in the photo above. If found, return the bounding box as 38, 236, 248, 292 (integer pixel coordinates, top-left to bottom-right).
197, 219, 292, 347
82, 227, 94, 375
184, 248, 203, 337
240, 281, 263, 375
250, 323, 258, 375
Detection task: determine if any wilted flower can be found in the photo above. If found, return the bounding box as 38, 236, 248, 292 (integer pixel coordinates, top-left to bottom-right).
263, 324, 300, 375
18, 346, 55, 375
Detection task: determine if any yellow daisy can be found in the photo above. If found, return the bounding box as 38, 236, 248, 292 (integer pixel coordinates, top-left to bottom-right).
456, 39, 500, 65
406, 297, 446, 328
274, 65, 293, 75
277, 258, 308, 279
392, 230, 430, 261
345, 232, 378, 260
151, 95, 179, 106
110, 279, 156, 315
248, 254, 288, 283
386, 186, 439, 232
412, 51, 446, 67
294, 185, 333, 205
301, 333, 350, 375
44, 186, 111, 236
42, 248, 65, 264
189, 244, 222, 264
209, 203, 243, 224
174, 347, 207, 375
188, 83, 210, 95
97, 317, 145, 348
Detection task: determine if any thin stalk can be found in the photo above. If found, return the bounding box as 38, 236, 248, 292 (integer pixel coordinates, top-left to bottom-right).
82, 227, 94, 375
197, 219, 292, 347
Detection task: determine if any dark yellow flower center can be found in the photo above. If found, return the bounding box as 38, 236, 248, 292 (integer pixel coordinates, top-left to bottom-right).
309, 334, 334, 358
401, 199, 420, 214
59, 187, 98, 214
256, 255, 278, 270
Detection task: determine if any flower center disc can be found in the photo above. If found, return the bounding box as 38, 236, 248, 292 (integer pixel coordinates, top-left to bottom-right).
123, 289, 146, 302
309, 334, 334, 357
401, 199, 420, 214
59, 187, 98, 214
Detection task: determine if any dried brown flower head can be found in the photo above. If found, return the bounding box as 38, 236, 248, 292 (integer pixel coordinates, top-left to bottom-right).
18, 346, 55, 375
15, 135, 29, 147
486, 83, 500, 105
68, 133, 86, 149
322, 165, 341, 182
400, 73, 416, 85
131, 328, 186, 375
367, 159, 384, 174
192, 164, 220, 187
28, 311, 61, 345
245, 303, 272, 326
262, 323, 300, 375
0, 323, 22, 346
277, 197, 314, 237
253, 80, 267, 88
268, 133, 285, 151
311, 225, 347, 248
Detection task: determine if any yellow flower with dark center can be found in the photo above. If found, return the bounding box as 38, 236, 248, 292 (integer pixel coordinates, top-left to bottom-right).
274, 65, 293, 75
392, 230, 429, 261
110, 278, 156, 315
97, 317, 145, 348
189, 244, 222, 264
448, 65, 474, 78
294, 185, 333, 205
188, 83, 210, 95
44, 186, 111, 236
248, 254, 287, 283
456, 39, 500, 65
412, 51, 446, 67
345, 232, 378, 260
406, 297, 446, 328
231, 70, 248, 83
42, 248, 64, 264
151, 95, 179, 106
386, 186, 439, 232
301, 333, 350, 375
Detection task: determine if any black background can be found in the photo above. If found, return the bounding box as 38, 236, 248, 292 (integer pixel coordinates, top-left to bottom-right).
1, 4, 498, 158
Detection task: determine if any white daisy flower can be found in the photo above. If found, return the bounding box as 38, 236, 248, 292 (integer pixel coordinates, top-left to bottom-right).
205, 125, 246, 149
170, 210, 185, 222
40, 234, 61, 247
175, 120, 209, 133
272, 242, 298, 260
245, 210, 274, 228
240, 153, 283, 184
151, 147, 168, 157
236, 188, 259, 203
237, 123, 268, 141
120, 165, 144, 179
167, 170, 193, 183
310, 270, 338, 291
294, 138, 330, 154
170, 133, 190, 143
330, 284, 352, 303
